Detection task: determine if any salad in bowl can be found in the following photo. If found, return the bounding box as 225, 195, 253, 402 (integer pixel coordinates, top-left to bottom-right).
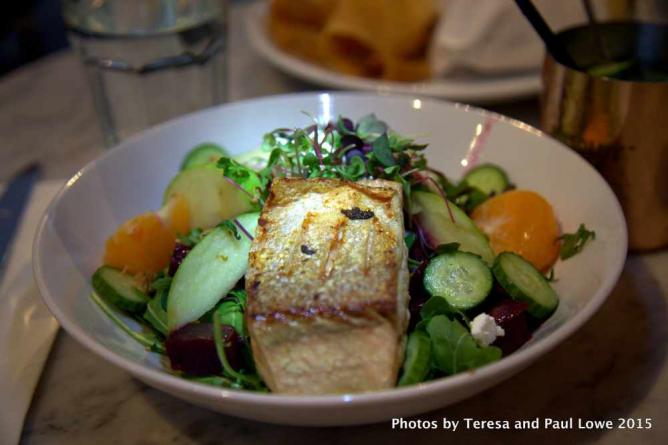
89, 113, 596, 394
33, 92, 626, 424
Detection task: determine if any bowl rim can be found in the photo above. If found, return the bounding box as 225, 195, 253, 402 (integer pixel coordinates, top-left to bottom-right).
32, 91, 628, 406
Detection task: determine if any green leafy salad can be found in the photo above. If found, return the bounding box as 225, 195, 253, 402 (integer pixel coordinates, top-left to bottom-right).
91, 114, 595, 392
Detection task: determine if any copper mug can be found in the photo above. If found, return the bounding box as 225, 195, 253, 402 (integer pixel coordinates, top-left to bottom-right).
541, 22, 668, 251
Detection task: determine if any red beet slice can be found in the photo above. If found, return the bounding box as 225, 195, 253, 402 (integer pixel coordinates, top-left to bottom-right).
168, 243, 191, 276
166, 322, 240, 376
489, 299, 531, 355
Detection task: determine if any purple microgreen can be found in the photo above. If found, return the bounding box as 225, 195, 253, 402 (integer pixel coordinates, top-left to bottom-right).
412, 172, 455, 224
223, 176, 256, 201
233, 219, 254, 241
413, 217, 431, 251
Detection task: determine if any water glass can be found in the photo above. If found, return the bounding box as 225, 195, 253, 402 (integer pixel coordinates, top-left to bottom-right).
62, 0, 228, 147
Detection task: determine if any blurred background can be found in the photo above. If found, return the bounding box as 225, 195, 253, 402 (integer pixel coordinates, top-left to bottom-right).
0, 0, 68, 75
1, 0, 665, 77
1, 0, 667, 185
2, 0, 667, 194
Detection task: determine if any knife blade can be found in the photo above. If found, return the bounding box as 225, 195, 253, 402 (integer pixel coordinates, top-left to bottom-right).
0, 164, 41, 283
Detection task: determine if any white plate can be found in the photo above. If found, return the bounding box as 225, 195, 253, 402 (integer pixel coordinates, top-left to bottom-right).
33, 92, 626, 426
245, 3, 542, 103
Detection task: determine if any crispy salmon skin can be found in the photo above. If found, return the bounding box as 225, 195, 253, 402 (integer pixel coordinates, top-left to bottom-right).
246, 177, 409, 394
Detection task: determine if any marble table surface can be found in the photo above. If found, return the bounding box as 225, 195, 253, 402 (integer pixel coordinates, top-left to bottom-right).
1, 2, 666, 444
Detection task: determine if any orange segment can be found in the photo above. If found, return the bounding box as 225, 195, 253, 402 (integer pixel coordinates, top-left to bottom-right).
165, 194, 191, 235
103, 212, 176, 275
471, 190, 561, 272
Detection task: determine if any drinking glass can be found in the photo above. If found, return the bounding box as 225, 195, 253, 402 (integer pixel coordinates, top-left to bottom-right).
61, 0, 228, 147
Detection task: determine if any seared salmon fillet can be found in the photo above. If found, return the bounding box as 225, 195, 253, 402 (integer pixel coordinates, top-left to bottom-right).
246, 177, 409, 394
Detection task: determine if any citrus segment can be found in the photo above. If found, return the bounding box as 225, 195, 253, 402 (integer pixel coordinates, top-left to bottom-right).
471, 190, 560, 272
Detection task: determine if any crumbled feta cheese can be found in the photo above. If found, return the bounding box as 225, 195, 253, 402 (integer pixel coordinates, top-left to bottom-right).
470, 313, 505, 347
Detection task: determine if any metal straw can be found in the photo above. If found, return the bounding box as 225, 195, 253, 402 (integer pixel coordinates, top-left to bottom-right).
514, 0, 577, 67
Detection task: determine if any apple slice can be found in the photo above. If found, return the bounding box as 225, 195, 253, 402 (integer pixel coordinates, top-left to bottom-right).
167, 212, 259, 330
411, 190, 495, 264
162, 164, 255, 230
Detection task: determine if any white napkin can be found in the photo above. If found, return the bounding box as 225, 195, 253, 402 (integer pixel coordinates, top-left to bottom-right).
0, 180, 62, 445
430, 0, 611, 76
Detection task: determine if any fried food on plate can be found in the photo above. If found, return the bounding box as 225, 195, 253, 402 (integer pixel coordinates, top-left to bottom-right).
267, 0, 438, 81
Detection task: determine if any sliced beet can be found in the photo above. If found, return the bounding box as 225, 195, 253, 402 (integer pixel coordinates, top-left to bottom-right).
165, 322, 240, 376
168, 242, 191, 276
489, 299, 531, 355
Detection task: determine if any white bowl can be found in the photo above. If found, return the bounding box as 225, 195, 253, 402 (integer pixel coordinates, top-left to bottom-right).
33, 92, 627, 426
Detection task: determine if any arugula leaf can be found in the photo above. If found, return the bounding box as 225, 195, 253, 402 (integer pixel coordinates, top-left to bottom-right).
454, 187, 489, 213
228, 289, 248, 307
372, 133, 396, 167
184, 374, 243, 389
337, 155, 367, 181
426, 315, 501, 375
213, 289, 248, 338
215, 300, 245, 338
150, 274, 172, 293
404, 232, 417, 250
420, 296, 458, 320
143, 273, 172, 336
218, 220, 241, 240
383, 165, 401, 176
212, 310, 264, 390
559, 224, 596, 260
178, 228, 204, 247
398, 330, 432, 386
407, 258, 423, 269
144, 293, 168, 336
90, 292, 166, 354
419, 296, 470, 326
442, 180, 490, 213
217, 157, 263, 203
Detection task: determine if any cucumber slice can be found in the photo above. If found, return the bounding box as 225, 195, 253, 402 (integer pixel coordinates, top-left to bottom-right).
462, 164, 509, 196
492, 252, 559, 319
167, 212, 259, 330
180, 143, 227, 170
398, 330, 432, 386
412, 191, 495, 264
91, 266, 150, 313
423, 252, 493, 310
